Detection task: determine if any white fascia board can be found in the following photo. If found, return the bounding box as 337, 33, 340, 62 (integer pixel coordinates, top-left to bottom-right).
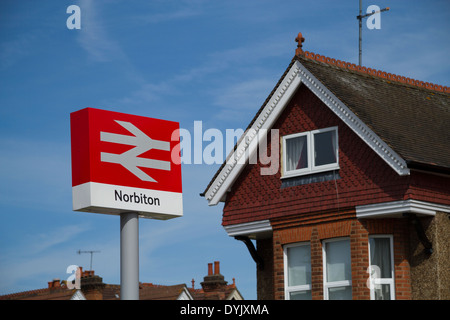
177, 287, 194, 300
356, 199, 450, 218
223, 220, 272, 238
70, 290, 86, 300
205, 62, 303, 206
205, 60, 410, 206
227, 289, 244, 300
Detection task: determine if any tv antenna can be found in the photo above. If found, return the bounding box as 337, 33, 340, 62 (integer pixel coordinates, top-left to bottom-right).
357, 0, 390, 66
77, 250, 100, 270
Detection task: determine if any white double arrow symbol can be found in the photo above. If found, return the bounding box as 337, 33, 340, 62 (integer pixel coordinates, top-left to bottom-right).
100, 120, 171, 182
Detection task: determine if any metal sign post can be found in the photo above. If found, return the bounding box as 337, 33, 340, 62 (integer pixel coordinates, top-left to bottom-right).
120, 212, 139, 300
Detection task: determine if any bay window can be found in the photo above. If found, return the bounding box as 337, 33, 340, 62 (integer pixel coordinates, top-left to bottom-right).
368, 235, 395, 300
284, 243, 312, 300
323, 238, 352, 300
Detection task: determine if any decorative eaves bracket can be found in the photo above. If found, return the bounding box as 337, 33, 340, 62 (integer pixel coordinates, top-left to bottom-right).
234, 236, 264, 270
404, 213, 433, 255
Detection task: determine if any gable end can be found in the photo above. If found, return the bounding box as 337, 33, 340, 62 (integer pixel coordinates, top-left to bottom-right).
204, 59, 410, 206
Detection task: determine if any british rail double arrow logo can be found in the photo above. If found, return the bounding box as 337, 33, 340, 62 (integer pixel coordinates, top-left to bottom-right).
100, 120, 171, 182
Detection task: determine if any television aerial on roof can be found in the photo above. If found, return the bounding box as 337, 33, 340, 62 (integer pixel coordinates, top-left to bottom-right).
77, 250, 101, 270
357, 0, 390, 66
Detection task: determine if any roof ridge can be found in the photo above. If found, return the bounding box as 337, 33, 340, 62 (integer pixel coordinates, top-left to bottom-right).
0, 286, 67, 299
297, 50, 449, 94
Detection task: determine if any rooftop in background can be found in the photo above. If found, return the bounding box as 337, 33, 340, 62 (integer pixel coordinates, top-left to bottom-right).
0, 261, 243, 300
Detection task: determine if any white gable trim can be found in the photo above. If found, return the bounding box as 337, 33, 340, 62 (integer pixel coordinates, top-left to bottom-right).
177, 287, 194, 300
70, 289, 86, 300
204, 62, 303, 206
227, 289, 244, 300
205, 60, 410, 206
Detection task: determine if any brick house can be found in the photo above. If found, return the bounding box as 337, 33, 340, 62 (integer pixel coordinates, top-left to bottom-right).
202, 33, 450, 300
0, 261, 243, 300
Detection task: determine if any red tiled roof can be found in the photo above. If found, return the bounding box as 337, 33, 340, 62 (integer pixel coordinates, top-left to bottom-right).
0, 286, 75, 300
202, 32, 450, 197
294, 32, 449, 93
139, 283, 189, 300
295, 51, 450, 171
188, 284, 239, 300
0, 262, 242, 300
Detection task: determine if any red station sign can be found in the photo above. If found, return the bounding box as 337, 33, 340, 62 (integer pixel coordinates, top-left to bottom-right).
70, 108, 182, 219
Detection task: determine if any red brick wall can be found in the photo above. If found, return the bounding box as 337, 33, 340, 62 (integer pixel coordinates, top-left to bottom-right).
222, 85, 450, 227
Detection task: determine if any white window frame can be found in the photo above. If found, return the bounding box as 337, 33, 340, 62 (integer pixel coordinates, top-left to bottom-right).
368, 235, 396, 300
283, 242, 312, 300
322, 237, 352, 300
282, 126, 339, 178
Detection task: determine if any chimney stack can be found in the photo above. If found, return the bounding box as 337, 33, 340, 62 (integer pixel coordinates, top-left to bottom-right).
48, 279, 61, 289
200, 261, 227, 292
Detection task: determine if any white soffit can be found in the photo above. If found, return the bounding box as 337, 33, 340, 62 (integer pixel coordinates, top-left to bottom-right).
223, 220, 272, 238
356, 199, 450, 218
205, 60, 410, 206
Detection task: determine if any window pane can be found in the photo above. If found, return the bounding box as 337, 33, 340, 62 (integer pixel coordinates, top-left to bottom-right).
374, 284, 391, 300
290, 291, 312, 300
287, 245, 311, 286
369, 238, 392, 279
286, 135, 308, 171
326, 240, 351, 282
314, 130, 337, 166
328, 286, 352, 300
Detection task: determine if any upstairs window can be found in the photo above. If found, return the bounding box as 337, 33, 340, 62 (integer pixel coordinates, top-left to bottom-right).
282, 127, 338, 178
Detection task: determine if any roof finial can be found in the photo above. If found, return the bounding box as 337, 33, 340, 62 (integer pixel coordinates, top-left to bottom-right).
295, 32, 305, 55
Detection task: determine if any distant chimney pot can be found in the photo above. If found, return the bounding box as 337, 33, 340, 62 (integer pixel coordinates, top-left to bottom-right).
48, 278, 61, 289
207, 263, 213, 276
214, 261, 220, 275
191, 279, 195, 289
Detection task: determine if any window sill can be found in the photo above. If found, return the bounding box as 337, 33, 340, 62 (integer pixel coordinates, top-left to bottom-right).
281, 169, 340, 189
281, 165, 340, 180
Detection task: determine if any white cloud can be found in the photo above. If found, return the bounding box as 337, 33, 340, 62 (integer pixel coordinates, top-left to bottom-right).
0, 222, 92, 294
212, 78, 275, 121
134, 7, 201, 25
77, 0, 126, 63
28, 224, 91, 254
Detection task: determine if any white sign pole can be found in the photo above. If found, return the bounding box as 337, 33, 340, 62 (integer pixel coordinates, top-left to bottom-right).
120, 212, 139, 300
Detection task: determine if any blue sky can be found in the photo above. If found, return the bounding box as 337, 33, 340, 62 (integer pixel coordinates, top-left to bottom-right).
0, 0, 448, 299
